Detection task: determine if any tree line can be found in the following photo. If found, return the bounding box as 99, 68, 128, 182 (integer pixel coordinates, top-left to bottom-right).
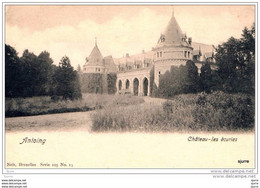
153, 24, 255, 97
5, 45, 81, 100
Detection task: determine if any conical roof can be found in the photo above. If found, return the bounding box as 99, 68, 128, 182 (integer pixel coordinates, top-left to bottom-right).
157, 11, 186, 45
87, 44, 104, 66
164, 12, 183, 44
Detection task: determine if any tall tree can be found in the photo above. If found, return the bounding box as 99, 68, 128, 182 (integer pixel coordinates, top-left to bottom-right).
52, 56, 82, 100
5, 44, 22, 97
185, 60, 200, 93
240, 25, 255, 94
200, 62, 212, 93
77, 64, 82, 74
19, 49, 39, 97
37, 51, 54, 95
215, 24, 255, 94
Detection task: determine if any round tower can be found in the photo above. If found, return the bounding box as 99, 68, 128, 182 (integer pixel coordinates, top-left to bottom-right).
153, 10, 193, 87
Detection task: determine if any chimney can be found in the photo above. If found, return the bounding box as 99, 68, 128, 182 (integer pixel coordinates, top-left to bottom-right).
142, 50, 145, 54
126, 53, 129, 58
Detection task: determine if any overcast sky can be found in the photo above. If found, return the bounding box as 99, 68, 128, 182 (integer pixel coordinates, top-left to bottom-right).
5, 5, 255, 68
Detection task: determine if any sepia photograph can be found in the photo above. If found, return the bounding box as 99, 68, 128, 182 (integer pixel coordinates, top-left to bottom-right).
3, 3, 256, 173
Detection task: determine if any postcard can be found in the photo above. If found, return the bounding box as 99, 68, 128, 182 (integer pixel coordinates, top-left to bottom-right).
3, 4, 256, 174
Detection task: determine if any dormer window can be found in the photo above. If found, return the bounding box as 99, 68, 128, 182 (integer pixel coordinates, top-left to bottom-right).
161, 37, 165, 42
160, 34, 165, 43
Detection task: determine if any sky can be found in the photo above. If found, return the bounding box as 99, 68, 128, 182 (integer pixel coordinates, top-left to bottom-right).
5, 5, 255, 69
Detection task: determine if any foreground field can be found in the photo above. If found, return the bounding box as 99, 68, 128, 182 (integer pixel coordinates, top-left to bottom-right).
6, 92, 254, 132
5, 97, 164, 132
5, 98, 254, 168
5, 93, 144, 117
5, 111, 94, 132
92, 92, 254, 132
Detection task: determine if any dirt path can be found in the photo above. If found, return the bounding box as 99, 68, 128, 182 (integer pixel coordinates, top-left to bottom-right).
5, 111, 95, 132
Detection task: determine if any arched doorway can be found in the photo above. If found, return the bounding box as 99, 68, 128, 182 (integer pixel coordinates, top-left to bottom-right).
126, 79, 130, 90
133, 78, 139, 96
118, 80, 122, 90
143, 77, 148, 96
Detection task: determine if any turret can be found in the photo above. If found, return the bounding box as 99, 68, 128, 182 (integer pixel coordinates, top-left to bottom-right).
153, 9, 194, 87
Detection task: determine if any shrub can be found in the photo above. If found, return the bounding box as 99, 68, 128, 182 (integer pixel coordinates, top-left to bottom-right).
155, 61, 200, 98
107, 73, 117, 94
193, 91, 254, 131
162, 100, 173, 115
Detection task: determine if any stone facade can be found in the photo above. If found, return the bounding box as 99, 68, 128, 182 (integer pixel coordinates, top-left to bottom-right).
117, 68, 151, 96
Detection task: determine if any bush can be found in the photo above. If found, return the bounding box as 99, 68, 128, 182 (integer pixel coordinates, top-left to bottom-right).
107, 73, 117, 94
162, 100, 173, 115
193, 91, 254, 131
155, 61, 200, 98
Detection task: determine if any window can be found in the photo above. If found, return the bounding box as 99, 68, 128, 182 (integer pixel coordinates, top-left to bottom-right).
184, 51, 187, 58
160, 52, 162, 57
188, 52, 190, 58
157, 52, 159, 57
159, 71, 161, 77
161, 37, 165, 42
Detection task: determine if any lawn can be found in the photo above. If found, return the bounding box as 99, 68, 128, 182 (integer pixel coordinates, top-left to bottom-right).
5, 93, 145, 117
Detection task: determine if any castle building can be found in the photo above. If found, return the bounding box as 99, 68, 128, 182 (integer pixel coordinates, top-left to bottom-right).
83, 40, 117, 74
82, 11, 215, 96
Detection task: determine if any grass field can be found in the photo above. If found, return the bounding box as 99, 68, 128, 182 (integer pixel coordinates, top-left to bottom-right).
91, 92, 254, 132
5, 93, 144, 117
5, 94, 254, 168
5, 92, 254, 132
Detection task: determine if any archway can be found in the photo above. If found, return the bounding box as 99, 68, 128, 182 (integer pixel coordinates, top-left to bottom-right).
133, 78, 139, 96
118, 80, 122, 90
126, 79, 130, 90
143, 77, 148, 96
